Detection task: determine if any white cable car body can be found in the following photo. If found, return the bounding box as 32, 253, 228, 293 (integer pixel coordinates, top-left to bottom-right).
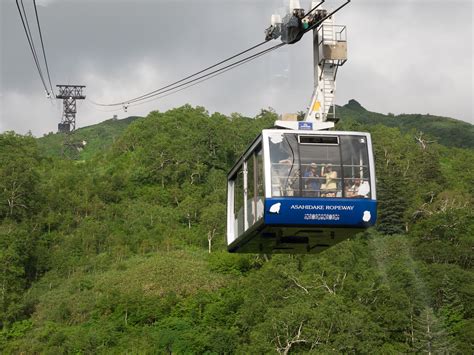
227, 130, 376, 253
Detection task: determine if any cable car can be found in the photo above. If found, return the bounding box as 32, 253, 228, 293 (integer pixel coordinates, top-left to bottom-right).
227, 129, 376, 253
227, 2, 373, 253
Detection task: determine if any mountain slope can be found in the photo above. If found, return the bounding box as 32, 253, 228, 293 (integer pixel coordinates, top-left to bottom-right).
37, 116, 142, 159
337, 99, 474, 149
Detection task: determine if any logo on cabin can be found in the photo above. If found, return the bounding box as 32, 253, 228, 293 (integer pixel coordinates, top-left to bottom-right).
269, 203, 281, 214
362, 211, 371, 222
298, 122, 313, 130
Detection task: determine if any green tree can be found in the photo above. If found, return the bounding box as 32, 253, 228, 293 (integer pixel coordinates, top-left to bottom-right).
0, 132, 41, 221
437, 275, 466, 338
413, 306, 454, 354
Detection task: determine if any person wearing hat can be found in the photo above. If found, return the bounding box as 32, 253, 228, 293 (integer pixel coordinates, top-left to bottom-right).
303, 162, 321, 197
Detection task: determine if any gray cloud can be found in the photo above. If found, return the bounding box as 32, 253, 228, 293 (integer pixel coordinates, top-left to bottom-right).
1, 0, 472, 136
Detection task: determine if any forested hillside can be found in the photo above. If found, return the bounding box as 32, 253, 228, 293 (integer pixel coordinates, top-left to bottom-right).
37, 116, 142, 160
1, 105, 473, 353
338, 100, 474, 149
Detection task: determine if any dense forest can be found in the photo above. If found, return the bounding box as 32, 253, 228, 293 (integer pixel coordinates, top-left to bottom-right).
1, 102, 473, 353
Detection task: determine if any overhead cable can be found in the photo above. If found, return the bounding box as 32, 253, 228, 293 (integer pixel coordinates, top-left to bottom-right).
33, 0, 55, 96
20, 0, 44, 82
125, 42, 285, 106
123, 43, 286, 109
87, 42, 285, 113
91, 39, 271, 107
15, 0, 49, 94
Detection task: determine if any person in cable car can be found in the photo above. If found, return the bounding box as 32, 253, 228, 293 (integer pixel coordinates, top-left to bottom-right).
345, 178, 357, 197
358, 180, 370, 198
320, 163, 338, 197
303, 162, 320, 197
346, 178, 370, 198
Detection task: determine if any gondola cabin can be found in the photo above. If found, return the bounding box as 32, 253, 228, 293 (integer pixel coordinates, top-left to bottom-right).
227, 129, 377, 253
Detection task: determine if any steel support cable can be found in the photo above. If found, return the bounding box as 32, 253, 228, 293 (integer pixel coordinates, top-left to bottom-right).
112, 42, 285, 107
33, 0, 55, 96
86, 43, 285, 113
16, 0, 49, 94
20, 0, 43, 78
91, 39, 271, 107
85, 100, 122, 113
124, 43, 286, 109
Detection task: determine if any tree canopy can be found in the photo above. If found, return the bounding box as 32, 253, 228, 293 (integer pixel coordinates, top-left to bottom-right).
1, 104, 473, 353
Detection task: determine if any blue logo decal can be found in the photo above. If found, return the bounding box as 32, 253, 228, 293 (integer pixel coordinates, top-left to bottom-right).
264, 198, 377, 227
298, 122, 313, 130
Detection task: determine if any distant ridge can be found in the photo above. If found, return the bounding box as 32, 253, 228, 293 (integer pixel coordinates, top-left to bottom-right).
344, 99, 367, 112
338, 100, 474, 149
37, 103, 473, 160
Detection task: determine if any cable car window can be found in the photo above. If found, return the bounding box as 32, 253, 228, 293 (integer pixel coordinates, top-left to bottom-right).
231, 144, 263, 233
256, 147, 265, 221
268, 133, 371, 199
269, 133, 300, 197
233, 165, 244, 237
246, 157, 254, 230
299, 140, 341, 198
244, 146, 265, 229
340, 136, 371, 199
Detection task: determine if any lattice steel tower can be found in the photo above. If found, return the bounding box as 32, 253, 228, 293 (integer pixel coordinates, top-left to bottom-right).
56, 84, 86, 133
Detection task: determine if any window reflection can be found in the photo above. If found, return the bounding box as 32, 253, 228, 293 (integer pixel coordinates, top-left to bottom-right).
233, 166, 244, 236
269, 133, 371, 198
232, 144, 265, 236
269, 133, 299, 197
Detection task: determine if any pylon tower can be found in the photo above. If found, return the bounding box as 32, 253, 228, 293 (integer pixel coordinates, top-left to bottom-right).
56, 84, 86, 133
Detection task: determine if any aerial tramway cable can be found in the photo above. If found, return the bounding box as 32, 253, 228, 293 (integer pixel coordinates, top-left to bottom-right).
33, 0, 55, 96
15, 0, 49, 94
87, 42, 285, 113
126, 42, 285, 107
91, 39, 274, 107
122, 42, 286, 109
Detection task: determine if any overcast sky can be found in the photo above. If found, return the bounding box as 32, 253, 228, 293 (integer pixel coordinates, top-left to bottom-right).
1, 0, 472, 136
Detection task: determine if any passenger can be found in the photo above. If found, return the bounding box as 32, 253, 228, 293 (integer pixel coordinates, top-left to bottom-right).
348, 178, 370, 198
345, 179, 354, 197
303, 163, 320, 197
355, 179, 370, 198
346, 178, 359, 197
321, 164, 338, 197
